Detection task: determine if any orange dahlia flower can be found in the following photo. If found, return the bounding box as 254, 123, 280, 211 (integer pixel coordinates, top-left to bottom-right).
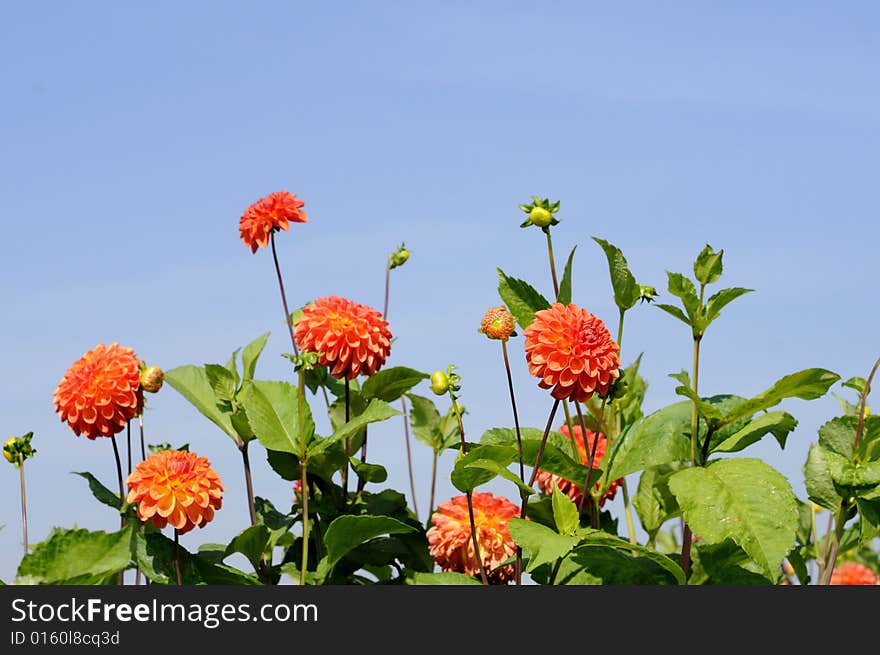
534, 423, 621, 507
126, 449, 223, 535
293, 296, 392, 380
53, 343, 144, 440
239, 190, 308, 253
523, 302, 620, 402
830, 562, 878, 585
427, 492, 519, 584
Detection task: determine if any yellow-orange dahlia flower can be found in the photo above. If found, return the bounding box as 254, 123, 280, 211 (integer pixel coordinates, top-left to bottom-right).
293, 296, 392, 380
427, 492, 519, 584
239, 191, 308, 253
830, 562, 878, 585
480, 306, 516, 341
126, 449, 223, 535
534, 423, 621, 508
53, 343, 144, 440
523, 302, 620, 402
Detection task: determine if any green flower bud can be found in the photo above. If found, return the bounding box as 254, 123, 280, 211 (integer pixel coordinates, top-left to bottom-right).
430, 371, 449, 396
140, 365, 165, 393
529, 206, 553, 228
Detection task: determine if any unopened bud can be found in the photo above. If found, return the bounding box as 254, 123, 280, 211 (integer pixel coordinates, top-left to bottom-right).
430, 371, 449, 396
389, 243, 410, 269
140, 365, 165, 393
480, 306, 516, 341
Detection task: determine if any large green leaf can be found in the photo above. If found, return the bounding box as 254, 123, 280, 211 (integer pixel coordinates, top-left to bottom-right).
804, 443, 843, 511
134, 531, 259, 585
205, 363, 237, 402
16, 527, 132, 584
592, 237, 640, 311
164, 365, 237, 442
556, 246, 577, 305
576, 528, 686, 584
497, 268, 551, 329
825, 450, 880, 490
241, 331, 270, 383
722, 369, 840, 425
361, 367, 429, 402
450, 444, 516, 493
606, 402, 692, 480
224, 525, 271, 573
310, 399, 401, 457
668, 458, 799, 579
321, 515, 417, 570
480, 427, 590, 487
507, 518, 579, 573
709, 411, 798, 454
552, 485, 580, 536
633, 464, 681, 537
407, 393, 446, 451
73, 471, 121, 509
242, 380, 315, 456
408, 571, 482, 585
555, 546, 679, 585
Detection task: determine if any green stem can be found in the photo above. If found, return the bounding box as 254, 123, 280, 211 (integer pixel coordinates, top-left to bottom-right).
138, 413, 146, 461
501, 339, 525, 482
527, 398, 562, 487
821, 502, 850, 585
19, 460, 28, 555
298, 367, 309, 585
240, 442, 257, 526
548, 557, 563, 585
174, 529, 183, 585
853, 354, 880, 452
545, 229, 560, 298
270, 231, 299, 357
576, 397, 606, 521
126, 420, 132, 476
621, 480, 638, 547
561, 401, 581, 462
429, 449, 438, 525
450, 396, 489, 585
400, 397, 420, 521
383, 260, 391, 320
110, 435, 125, 586
342, 378, 351, 509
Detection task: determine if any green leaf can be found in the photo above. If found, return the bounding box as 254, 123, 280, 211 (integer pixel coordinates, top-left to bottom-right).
633, 465, 681, 537
450, 444, 516, 493
460, 458, 535, 497
556, 246, 577, 305
668, 458, 799, 579
691, 539, 772, 585
408, 571, 482, 585
804, 444, 843, 511
310, 399, 401, 457
704, 287, 753, 325
825, 451, 880, 489
709, 411, 798, 454
134, 531, 259, 585
73, 471, 121, 509
592, 237, 640, 310
321, 515, 417, 570
818, 416, 857, 459
497, 268, 551, 329
361, 366, 429, 402
406, 393, 444, 451
480, 427, 590, 487
241, 331, 270, 383
552, 485, 580, 535
205, 364, 237, 402
17, 527, 132, 584
693, 244, 724, 286
242, 380, 315, 456
507, 518, 579, 573
553, 545, 680, 585
669, 371, 726, 424
575, 528, 686, 585
350, 458, 388, 484
606, 402, 693, 480
842, 377, 867, 395
655, 303, 691, 327
164, 365, 238, 442
666, 271, 700, 323
723, 369, 840, 425
224, 348, 241, 390
224, 525, 270, 573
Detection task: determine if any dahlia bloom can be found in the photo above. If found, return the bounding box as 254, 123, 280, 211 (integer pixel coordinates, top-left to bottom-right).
480, 306, 516, 341
523, 303, 620, 402
239, 191, 308, 253
427, 492, 519, 584
53, 343, 144, 440
126, 450, 223, 535
830, 562, 878, 585
293, 296, 392, 380
534, 423, 621, 507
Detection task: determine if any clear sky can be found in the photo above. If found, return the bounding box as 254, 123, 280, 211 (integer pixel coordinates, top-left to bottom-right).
1, 1, 878, 583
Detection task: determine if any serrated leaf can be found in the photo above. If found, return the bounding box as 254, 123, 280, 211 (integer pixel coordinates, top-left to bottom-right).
552, 485, 580, 535
242, 380, 315, 456
556, 246, 577, 305
655, 303, 691, 327
804, 444, 843, 511
669, 371, 725, 424
825, 451, 880, 489
666, 271, 700, 322
310, 399, 401, 457
722, 368, 840, 425
134, 531, 259, 585
73, 471, 121, 509
17, 527, 132, 585
668, 458, 799, 579
205, 364, 237, 402
704, 287, 753, 325
592, 237, 640, 310
575, 528, 686, 584
606, 402, 693, 480
508, 518, 579, 573
361, 367, 429, 402
633, 465, 681, 536
321, 516, 417, 570
242, 331, 270, 383
818, 416, 857, 458
497, 268, 551, 329
693, 244, 723, 285
710, 411, 798, 454
164, 365, 238, 442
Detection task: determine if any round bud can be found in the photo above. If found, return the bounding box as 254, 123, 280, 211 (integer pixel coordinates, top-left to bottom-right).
480, 306, 516, 340
2, 437, 15, 464
140, 365, 165, 393
529, 206, 553, 228
430, 371, 449, 396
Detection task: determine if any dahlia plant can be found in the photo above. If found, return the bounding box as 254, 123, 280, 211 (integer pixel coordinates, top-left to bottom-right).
6, 192, 879, 586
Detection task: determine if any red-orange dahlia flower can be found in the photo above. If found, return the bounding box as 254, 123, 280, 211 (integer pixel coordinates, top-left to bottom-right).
534, 423, 621, 507
426, 492, 519, 584
293, 296, 392, 380
830, 562, 879, 585
239, 191, 308, 253
53, 343, 144, 440
523, 302, 620, 402
126, 450, 223, 535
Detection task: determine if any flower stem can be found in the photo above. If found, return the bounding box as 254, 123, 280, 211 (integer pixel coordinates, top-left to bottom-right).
853, 354, 880, 451
680, 329, 703, 580
501, 340, 525, 482
621, 480, 638, 546
126, 420, 132, 477
298, 366, 309, 585
575, 399, 604, 527
429, 449, 438, 525
450, 397, 489, 586
527, 398, 562, 487
400, 397, 420, 520
110, 435, 125, 586
342, 378, 351, 508
821, 502, 849, 585
138, 413, 146, 461
240, 442, 257, 526
174, 529, 183, 586
270, 231, 299, 357
545, 229, 559, 298
383, 260, 391, 320
19, 460, 28, 555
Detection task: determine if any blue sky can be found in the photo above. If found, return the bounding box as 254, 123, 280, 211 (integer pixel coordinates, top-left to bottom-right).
1, 2, 878, 582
